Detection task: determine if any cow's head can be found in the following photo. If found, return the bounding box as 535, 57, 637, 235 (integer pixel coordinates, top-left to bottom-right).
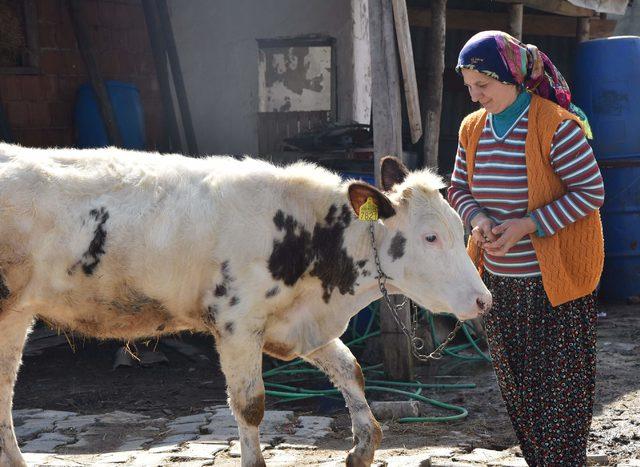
348, 157, 491, 320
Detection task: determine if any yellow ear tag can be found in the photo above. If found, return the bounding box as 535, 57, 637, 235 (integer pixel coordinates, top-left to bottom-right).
359, 197, 379, 221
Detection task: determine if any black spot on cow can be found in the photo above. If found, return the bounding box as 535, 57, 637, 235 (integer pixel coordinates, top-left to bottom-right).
310, 204, 357, 303
361, 270, 371, 277
388, 232, 406, 261
268, 210, 313, 286
268, 205, 359, 303
79, 207, 109, 275
0, 272, 9, 300
225, 322, 234, 334
214, 261, 234, 297
265, 286, 279, 298
356, 260, 367, 269
229, 296, 239, 307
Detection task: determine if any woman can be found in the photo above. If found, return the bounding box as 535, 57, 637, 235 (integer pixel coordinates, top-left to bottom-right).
448, 31, 604, 466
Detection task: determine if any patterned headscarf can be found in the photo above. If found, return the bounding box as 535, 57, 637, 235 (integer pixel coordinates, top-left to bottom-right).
456, 30, 592, 138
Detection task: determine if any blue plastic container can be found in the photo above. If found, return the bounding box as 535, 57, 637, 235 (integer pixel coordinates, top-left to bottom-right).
573, 36, 640, 160
74, 81, 145, 149
598, 159, 640, 300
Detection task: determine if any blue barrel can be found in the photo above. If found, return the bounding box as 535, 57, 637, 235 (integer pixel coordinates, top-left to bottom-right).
573, 36, 640, 160
598, 160, 640, 300
74, 81, 145, 149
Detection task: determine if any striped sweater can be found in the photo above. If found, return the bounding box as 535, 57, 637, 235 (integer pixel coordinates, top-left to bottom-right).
448, 104, 604, 277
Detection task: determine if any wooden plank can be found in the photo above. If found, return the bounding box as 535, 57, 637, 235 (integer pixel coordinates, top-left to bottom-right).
497, 0, 594, 16
392, 0, 422, 144
68, 0, 122, 147
508, 3, 524, 39
422, 0, 446, 171
156, 0, 199, 156
408, 7, 615, 38
142, 0, 182, 153
577, 17, 590, 41
370, 0, 413, 381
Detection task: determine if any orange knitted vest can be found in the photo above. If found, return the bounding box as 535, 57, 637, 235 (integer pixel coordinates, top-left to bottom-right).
459, 94, 604, 306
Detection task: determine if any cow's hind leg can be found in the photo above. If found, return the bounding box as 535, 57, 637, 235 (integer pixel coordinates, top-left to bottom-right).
0, 309, 33, 467
304, 338, 382, 467
216, 330, 266, 467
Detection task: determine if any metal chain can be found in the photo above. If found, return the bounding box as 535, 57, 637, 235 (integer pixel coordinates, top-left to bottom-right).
368, 223, 462, 361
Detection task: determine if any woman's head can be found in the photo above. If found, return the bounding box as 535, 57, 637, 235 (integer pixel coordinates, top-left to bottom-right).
461, 67, 518, 114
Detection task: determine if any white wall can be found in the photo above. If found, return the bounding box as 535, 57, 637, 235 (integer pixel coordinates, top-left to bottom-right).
168, 0, 358, 156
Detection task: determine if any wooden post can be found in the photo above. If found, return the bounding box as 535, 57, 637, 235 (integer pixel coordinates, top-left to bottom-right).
68, 0, 122, 147
370, 0, 413, 381
142, 0, 182, 153
392, 0, 422, 145
0, 97, 13, 143
156, 0, 199, 156
577, 17, 591, 42
508, 3, 524, 40
422, 0, 446, 171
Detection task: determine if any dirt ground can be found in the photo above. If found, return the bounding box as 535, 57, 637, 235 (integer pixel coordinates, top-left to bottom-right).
13, 300, 640, 465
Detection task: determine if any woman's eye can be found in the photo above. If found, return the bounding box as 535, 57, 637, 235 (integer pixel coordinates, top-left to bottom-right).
425, 235, 437, 243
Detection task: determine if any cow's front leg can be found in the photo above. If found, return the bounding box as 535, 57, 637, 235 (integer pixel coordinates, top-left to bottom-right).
216, 331, 266, 467
0, 311, 33, 467
304, 338, 382, 467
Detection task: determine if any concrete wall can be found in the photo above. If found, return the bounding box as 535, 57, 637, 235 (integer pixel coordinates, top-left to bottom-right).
168, 0, 356, 156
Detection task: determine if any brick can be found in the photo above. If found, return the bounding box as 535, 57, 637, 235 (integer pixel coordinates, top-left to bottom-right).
82, 0, 99, 26
21, 76, 46, 101
6, 102, 30, 128
64, 51, 85, 76
29, 102, 52, 127
39, 50, 67, 75
38, 23, 58, 48
36, 0, 62, 24
126, 28, 148, 55
98, 2, 120, 29
49, 101, 73, 127
99, 49, 121, 76
56, 25, 77, 50
14, 128, 45, 147
0, 75, 22, 101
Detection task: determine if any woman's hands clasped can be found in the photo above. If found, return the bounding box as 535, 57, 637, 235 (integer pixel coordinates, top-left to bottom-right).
471, 213, 537, 256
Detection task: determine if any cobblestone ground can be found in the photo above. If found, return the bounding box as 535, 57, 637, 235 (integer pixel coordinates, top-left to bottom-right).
16, 403, 639, 466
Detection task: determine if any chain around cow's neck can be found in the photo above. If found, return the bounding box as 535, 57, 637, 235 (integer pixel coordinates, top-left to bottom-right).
367, 223, 462, 361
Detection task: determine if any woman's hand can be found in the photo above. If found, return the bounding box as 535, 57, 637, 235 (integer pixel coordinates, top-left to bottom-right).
483, 217, 537, 256
470, 213, 498, 248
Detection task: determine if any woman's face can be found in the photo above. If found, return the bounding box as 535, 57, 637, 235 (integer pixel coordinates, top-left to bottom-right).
461, 68, 518, 114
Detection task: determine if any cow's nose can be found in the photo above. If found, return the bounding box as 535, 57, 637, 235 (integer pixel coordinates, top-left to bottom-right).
476, 293, 492, 314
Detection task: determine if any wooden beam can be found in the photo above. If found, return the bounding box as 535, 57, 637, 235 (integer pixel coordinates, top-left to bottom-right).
496, 0, 594, 17
142, 0, 182, 153
508, 3, 524, 39
408, 7, 615, 38
392, 0, 422, 145
422, 0, 446, 171
68, 0, 122, 147
577, 17, 591, 41
156, 0, 199, 156
369, 0, 413, 381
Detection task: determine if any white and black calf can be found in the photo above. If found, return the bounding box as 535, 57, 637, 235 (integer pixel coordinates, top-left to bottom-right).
0, 143, 491, 467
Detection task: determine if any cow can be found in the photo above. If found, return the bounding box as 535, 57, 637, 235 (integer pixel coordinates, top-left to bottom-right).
0, 142, 491, 467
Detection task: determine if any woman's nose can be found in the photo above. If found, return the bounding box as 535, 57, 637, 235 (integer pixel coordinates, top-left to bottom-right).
469, 88, 480, 102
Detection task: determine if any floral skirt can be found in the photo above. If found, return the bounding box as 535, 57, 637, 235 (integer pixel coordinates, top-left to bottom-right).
482, 272, 597, 467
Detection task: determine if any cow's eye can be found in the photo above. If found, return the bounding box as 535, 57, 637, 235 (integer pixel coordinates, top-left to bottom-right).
425, 234, 437, 243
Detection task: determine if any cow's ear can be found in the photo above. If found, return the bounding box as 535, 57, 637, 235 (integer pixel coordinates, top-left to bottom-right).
348, 182, 396, 220
381, 156, 409, 191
